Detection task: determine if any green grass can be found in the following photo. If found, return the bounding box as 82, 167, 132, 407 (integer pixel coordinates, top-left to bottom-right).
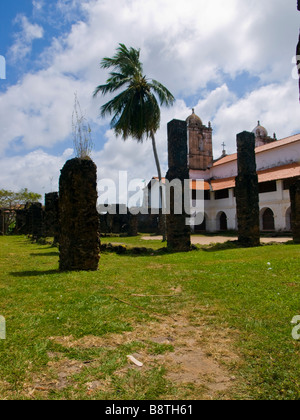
0, 235, 300, 400
101, 234, 168, 250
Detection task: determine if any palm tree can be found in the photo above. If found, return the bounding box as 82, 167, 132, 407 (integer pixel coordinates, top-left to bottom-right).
93, 43, 175, 240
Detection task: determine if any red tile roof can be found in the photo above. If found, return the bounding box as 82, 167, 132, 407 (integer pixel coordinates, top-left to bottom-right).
191, 162, 300, 191
151, 178, 211, 191
213, 133, 300, 167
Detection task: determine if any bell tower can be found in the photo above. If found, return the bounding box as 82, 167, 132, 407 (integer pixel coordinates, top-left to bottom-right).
252, 121, 277, 148
186, 109, 213, 171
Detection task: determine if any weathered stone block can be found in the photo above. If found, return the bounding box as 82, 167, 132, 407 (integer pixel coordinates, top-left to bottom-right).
59, 158, 100, 271
297, 32, 300, 101
15, 208, 27, 234
235, 131, 260, 247
290, 179, 300, 243
166, 119, 191, 252
44, 192, 59, 243
31, 202, 43, 239
0, 210, 4, 236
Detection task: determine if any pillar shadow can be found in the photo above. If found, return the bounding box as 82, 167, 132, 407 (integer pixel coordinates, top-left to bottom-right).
10, 269, 60, 277
30, 252, 59, 257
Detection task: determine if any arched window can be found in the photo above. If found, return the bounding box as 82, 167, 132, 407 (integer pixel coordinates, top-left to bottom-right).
261, 208, 275, 231
217, 212, 228, 231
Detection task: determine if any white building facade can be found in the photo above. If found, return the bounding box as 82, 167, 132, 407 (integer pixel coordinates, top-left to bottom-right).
147, 111, 300, 233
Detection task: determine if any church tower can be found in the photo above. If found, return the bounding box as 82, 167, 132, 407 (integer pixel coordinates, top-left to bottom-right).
252, 121, 277, 148
186, 109, 213, 171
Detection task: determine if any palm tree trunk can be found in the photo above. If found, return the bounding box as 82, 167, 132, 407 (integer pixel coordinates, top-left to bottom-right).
150, 131, 166, 242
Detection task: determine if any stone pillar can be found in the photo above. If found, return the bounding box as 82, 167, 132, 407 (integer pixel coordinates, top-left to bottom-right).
297, 2, 300, 101
0, 210, 4, 235
297, 32, 300, 101
44, 192, 59, 244
15, 209, 27, 234
166, 119, 191, 252
235, 131, 260, 247
128, 214, 138, 237
26, 203, 34, 235
290, 179, 300, 243
59, 158, 100, 271
31, 203, 44, 240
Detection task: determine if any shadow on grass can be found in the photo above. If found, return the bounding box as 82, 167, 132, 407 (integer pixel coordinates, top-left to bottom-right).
201, 240, 296, 252
10, 269, 60, 277
101, 245, 170, 257
30, 252, 59, 257
201, 241, 252, 252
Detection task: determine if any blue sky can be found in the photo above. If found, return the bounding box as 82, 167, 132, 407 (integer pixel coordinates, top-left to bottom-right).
0, 0, 299, 200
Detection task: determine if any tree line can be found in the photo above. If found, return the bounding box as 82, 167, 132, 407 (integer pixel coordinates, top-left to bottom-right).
0, 188, 42, 209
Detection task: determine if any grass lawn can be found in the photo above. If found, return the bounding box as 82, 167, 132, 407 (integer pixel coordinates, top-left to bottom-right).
0, 235, 300, 400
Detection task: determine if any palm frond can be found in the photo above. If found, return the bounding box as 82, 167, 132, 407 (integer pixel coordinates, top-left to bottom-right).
100, 44, 142, 77
149, 79, 175, 107
93, 75, 132, 97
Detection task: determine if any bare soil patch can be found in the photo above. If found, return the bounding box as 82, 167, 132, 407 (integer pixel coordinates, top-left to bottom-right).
43, 309, 241, 399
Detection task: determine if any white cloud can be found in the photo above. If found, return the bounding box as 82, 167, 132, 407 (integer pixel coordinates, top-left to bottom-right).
32, 0, 45, 13
212, 79, 300, 156
9, 15, 44, 62
0, 148, 74, 196
0, 70, 90, 153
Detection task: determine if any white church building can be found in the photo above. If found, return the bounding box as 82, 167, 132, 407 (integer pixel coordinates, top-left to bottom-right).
146, 110, 300, 233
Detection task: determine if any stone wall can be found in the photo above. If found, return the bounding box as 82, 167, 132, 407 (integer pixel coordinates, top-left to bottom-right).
15, 202, 43, 237
99, 205, 138, 236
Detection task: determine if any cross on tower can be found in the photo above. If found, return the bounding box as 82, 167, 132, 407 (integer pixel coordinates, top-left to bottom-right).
221, 142, 227, 157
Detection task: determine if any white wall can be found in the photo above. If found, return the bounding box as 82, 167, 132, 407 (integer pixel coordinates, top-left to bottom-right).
198, 181, 291, 233
191, 138, 300, 182
256, 140, 300, 172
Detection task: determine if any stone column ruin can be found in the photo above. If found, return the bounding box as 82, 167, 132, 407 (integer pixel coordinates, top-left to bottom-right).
59, 158, 100, 271
0, 210, 5, 235
44, 192, 59, 244
235, 131, 260, 247
31, 202, 44, 240
290, 179, 300, 244
297, 1, 300, 101
166, 119, 191, 252
15, 208, 28, 234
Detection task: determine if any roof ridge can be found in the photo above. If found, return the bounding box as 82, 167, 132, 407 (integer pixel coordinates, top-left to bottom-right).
213, 133, 300, 167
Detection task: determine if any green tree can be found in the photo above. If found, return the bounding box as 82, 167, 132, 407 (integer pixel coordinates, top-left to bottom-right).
0, 188, 41, 234
93, 43, 175, 240
0, 188, 41, 208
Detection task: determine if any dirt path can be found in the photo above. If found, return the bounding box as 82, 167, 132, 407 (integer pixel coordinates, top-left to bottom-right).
41, 309, 241, 400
